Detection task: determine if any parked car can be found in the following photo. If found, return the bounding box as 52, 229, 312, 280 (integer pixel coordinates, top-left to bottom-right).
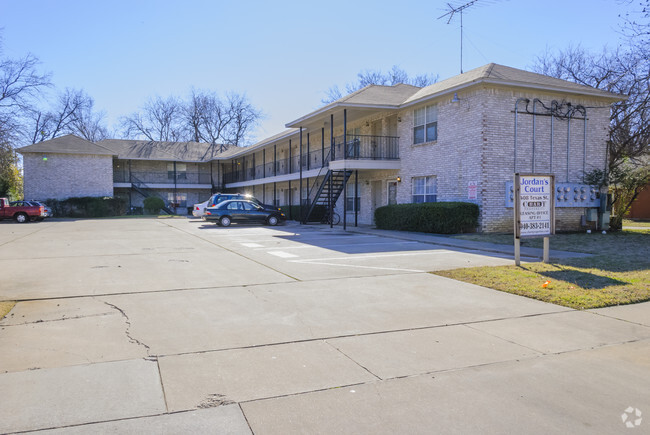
1, 198, 46, 223
27, 200, 53, 217
206, 193, 278, 210
204, 199, 285, 227
192, 199, 210, 217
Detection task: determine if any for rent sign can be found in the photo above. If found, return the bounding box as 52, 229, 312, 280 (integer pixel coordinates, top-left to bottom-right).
514, 174, 555, 238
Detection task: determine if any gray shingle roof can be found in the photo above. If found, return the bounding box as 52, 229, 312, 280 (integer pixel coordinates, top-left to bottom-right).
97, 139, 227, 162
17, 134, 116, 156
402, 63, 623, 106
285, 84, 421, 128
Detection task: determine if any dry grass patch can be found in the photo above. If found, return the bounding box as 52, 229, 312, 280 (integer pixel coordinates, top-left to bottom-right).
436, 230, 650, 309
0, 301, 15, 320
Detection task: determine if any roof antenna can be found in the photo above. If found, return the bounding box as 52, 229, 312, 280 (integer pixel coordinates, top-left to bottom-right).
438, 0, 478, 74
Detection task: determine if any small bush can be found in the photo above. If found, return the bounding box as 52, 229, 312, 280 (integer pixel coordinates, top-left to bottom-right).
45, 196, 127, 218
143, 196, 165, 214
374, 202, 479, 234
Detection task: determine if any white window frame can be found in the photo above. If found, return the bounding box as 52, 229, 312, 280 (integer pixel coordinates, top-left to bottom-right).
411, 176, 437, 203
413, 104, 438, 144
346, 185, 360, 212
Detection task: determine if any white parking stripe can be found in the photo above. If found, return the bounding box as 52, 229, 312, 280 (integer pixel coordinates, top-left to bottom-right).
268, 251, 299, 258
291, 261, 424, 273
291, 251, 451, 262
241, 243, 263, 248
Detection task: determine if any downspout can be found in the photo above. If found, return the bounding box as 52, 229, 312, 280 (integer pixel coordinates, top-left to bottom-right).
321, 127, 325, 167
581, 107, 587, 182
550, 112, 554, 174
343, 109, 347, 230
532, 99, 539, 173
173, 161, 177, 214
567, 111, 573, 182
299, 128, 303, 224
514, 98, 529, 174
354, 170, 358, 227
330, 114, 335, 161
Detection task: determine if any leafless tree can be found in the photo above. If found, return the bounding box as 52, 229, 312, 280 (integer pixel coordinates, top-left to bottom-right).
323, 65, 438, 103
222, 92, 262, 147
70, 103, 110, 142
26, 88, 95, 143
532, 34, 650, 228
121, 96, 184, 142
183, 90, 232, 149
0, 37, 51, 197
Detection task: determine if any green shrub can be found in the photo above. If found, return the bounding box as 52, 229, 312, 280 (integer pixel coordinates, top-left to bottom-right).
374, 202, 479, 234
143, 196, 165, 214
45, 196, 127, 218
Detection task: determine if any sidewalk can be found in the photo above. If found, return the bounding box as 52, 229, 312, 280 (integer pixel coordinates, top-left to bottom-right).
341, 224, 591, 260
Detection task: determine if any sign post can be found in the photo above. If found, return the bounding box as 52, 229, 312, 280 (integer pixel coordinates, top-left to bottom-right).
514, 173, 555, 266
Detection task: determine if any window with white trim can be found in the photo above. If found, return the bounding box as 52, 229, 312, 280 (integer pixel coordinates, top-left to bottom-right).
412, 176, 437, 203
413, 104, 438, 144
167, 192, 187, 208
346, 185, 360, 212
167, 163, 187, 180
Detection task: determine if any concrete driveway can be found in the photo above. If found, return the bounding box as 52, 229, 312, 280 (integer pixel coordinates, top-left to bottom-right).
0, 218, 648, 434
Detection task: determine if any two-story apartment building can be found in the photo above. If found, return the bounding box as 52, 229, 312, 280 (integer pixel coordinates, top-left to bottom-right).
19, 63, 622, 232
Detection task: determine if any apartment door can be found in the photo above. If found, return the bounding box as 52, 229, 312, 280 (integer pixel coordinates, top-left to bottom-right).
387, 181, 397, 205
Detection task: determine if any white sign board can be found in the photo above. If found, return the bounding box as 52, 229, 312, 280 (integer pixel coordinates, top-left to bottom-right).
515, 174, 555, 238
467, 181, 478, 200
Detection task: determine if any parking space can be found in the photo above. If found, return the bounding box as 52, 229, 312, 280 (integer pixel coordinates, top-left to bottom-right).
1, 217, 648, 434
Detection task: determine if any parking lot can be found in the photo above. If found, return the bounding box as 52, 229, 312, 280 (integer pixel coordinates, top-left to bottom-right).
1, 218, 649, 434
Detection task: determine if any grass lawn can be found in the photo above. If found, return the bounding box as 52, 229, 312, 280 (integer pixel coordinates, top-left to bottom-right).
624, 219, 650, 228
0, 301, 15, 320
435, 229, 650, 309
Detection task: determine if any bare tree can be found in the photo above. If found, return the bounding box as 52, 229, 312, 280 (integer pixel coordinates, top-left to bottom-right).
0, 37, 50, 197
183, 89, 232, 149
532, 39, 650, 228
70, 103, 110, 142
26, 88, 95, 143
121, 96, 184, 142
222, 92, 262, 147
323, 65, 438, 103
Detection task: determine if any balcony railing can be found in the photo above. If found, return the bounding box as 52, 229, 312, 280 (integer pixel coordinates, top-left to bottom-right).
114, 171, 212, 185
223, 135, 399, 184
332, 135, 399, 161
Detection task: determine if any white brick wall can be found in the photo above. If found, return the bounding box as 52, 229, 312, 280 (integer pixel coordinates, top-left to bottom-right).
23, 153, 113, 200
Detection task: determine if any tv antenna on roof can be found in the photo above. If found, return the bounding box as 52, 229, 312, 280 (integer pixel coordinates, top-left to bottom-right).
438, 0, 479, 74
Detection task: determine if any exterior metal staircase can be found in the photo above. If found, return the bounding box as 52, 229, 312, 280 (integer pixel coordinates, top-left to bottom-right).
302, 169, 352, 223
131, 175, 175, 214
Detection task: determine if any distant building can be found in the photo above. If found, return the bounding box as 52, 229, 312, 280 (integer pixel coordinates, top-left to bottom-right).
18, 63, 623, 231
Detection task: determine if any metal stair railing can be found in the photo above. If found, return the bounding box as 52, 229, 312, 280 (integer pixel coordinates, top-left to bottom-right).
301, 167, 352, 224
130, 174, 175, 215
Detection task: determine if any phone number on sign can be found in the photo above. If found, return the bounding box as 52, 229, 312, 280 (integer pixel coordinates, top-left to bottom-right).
521, 222, 550, 231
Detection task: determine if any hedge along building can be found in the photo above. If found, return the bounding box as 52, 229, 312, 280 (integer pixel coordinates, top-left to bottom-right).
18, 64, 623, 231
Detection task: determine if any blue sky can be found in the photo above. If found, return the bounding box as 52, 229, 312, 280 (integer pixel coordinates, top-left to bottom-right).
0, 0, 633, 143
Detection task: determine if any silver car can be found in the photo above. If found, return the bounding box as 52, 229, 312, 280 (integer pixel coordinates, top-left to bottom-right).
192, 199, 210, 217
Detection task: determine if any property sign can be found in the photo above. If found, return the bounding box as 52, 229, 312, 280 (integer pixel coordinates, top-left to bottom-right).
514, 174, 555, 238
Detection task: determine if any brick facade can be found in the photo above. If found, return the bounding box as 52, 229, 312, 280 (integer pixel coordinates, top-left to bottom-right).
23, 153, 113, 200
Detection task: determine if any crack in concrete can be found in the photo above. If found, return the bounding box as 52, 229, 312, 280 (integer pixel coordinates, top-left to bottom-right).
102, 301, 151, 355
